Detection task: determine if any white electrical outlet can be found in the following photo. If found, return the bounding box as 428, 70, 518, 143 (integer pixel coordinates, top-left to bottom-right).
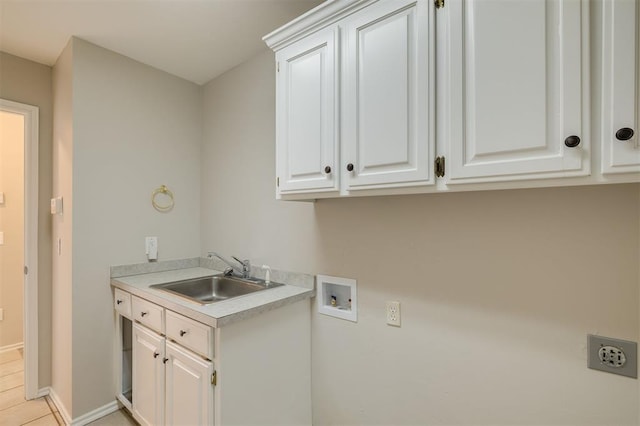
386, 301, 401, 327
599, 345, 626, 367
588, 334, 637, 378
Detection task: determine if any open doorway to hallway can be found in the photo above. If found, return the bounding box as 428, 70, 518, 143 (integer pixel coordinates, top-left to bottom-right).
0, 108, 26, 367
0, 99, 39, 402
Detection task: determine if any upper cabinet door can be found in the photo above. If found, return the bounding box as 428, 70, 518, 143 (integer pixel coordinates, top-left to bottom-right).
343, 0, 434, 191
443, 0, 589, 183
601, 0, 640, 174
276, 27, 339, 194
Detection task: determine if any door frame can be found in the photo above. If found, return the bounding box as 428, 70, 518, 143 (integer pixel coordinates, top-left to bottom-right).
0, 98, 39, 399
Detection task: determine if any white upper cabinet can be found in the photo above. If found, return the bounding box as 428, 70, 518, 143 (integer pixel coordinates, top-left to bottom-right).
601, 0, 640, 174
265, 0, 638, 199
276, 27, 339, 194
267, 0, 434, 197
342, 0, 434, 191
442, 0, 589, 183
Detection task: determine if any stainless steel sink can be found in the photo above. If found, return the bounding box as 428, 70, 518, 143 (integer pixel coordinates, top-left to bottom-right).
150, 275, 283, 305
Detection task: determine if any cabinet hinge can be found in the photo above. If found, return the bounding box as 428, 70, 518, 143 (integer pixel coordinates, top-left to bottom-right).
435, 0, 445, 9
24, 266, 28, 275
435, 156, 446, 178
276, 177, 280, 187
211, 371, 217, 386
277, 62, 280, 72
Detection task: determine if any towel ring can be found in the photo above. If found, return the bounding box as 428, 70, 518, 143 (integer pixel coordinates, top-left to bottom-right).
152, 185, 174, 212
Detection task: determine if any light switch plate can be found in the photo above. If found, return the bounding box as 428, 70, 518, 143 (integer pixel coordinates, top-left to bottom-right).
145, 236, 158, 261
588, 334, 637, 378
50, 197, 63, 215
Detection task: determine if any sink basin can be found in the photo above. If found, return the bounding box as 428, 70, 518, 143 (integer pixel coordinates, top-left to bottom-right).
150, 275, 283, 305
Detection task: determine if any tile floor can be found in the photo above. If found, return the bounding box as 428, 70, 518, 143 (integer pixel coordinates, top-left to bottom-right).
0, 349, 137, 426
0, 348, 60, 425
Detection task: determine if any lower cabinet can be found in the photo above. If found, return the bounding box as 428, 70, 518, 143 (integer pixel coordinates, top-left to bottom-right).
117, 293, 215, 426
132, 323, 167, 426
113, 285, 312, 426
131, 322, 214, 426
165, 341, 214, 426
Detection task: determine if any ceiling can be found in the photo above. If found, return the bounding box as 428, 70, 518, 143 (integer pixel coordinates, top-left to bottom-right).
0, 0, 322, 85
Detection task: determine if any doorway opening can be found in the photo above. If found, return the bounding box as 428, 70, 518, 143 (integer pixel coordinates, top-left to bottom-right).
0, 99, 39, 400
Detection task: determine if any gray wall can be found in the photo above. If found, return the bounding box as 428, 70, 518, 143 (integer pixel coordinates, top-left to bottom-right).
201, 51, 640, 425
52, 38, 202, 418
0, 51, 53, 389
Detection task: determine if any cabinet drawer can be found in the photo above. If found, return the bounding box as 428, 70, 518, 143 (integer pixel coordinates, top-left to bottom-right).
114, 288, 131, 318
166, 310, 213, 359
131, 296, 164, 334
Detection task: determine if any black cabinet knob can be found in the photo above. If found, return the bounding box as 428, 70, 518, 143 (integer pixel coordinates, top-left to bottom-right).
324, 166, 331, 174
616, 127, 634, 141
140, 311, 148, 317
180, 330, 187, 337
564, 135, 581, 148
116, 300, 123, 305
163, 358, 169, 364
153, 352, 160, 358
346, 163, 354, 172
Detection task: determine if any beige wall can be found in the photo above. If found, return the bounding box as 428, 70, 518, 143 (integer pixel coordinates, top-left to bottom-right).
201, 51, 640, 425
52, 40, 74, 416
52, 38, 202, 418
0, 51, 53, 388
201, 51, 316, 270
0, 111, 24, 348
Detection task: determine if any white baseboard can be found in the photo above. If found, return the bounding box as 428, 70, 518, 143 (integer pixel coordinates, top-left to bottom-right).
36, 386, 50, 399
47, 387, 72, 426
42, 387, 119, 426
71, 400, 119, 426
0, 342, 24, 353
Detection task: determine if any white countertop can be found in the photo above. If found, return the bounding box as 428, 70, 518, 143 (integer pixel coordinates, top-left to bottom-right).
111, 267, 314, 327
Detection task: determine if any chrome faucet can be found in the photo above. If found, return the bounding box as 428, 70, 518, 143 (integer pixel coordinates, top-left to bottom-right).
207, 252, 251, 279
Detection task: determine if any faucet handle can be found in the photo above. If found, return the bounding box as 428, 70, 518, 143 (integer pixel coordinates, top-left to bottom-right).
231, 256, 248, 267
231, 256, 251, 277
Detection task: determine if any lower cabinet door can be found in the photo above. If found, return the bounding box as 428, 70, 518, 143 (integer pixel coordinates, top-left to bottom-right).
165, 341, 214, 426
132, 323, 165, 426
